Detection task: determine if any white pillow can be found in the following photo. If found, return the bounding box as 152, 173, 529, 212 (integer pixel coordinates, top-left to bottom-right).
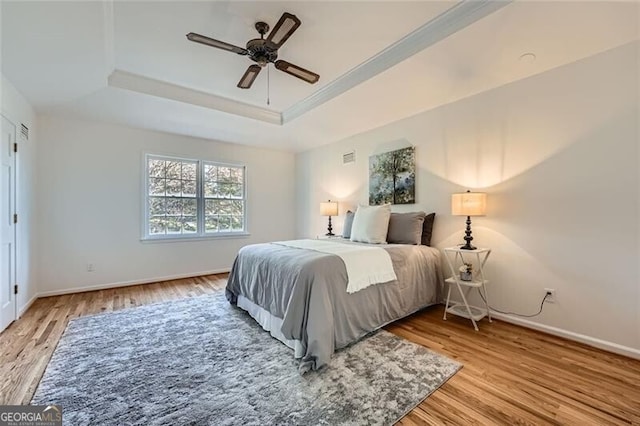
350, 204, 391, 244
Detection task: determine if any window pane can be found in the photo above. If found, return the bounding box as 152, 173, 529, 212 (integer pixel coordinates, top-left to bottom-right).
229, 184, 243, 198
182, 162, 196, 180
183, 198, 197, 216
215, 184, 231, 198
205, 199, 244, 216
230, 167, 243, 184
148, 160, 165, 178
211, 200, 222, 214
182, 180, 196, 197
149, 217, 166, 235
149, 197, 165, 216
205, 215, 218, 232
204, 181, 217, 197
217, 167, 232, 183
166, 198, 182, 216
223, 200, 235, 214
231, 200, 243, 216
166, 179, 181, 196
213, 184, 242, 199
204, 164, 217, 181
217, 200, 231, 214
205, 199, 215, 216
231, 216, 243, 231
182, 216, 197, 233
218, 215, 231, 231
166, 217, 181, 233
166, 161, 182, 179
149, 178, 165, 196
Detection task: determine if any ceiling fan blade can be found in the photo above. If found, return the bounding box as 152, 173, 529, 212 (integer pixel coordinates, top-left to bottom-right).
266, 13, 301, 49
186, 32, 248, 55
274, 60, 319, 84
237, 65, 262, 89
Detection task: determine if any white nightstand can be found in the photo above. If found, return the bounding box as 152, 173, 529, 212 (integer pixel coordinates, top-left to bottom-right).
442, 247, 492, 331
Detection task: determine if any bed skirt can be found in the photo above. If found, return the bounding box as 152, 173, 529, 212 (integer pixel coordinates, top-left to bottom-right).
237, 295, 305, 358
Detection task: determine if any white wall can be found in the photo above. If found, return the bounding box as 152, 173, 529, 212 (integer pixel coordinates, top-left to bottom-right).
1, 74, 39, 315
37, 115, 295, 295
296, 42, 640, 355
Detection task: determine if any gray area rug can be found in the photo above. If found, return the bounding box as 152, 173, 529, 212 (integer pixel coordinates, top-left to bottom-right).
32, 293, 461, 425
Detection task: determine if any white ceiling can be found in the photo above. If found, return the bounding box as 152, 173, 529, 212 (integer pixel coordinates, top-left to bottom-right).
113, 1, 454, 110
1, 1, 638, 152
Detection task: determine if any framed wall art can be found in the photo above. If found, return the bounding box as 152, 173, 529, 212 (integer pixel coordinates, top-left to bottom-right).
369, 146, 415, 205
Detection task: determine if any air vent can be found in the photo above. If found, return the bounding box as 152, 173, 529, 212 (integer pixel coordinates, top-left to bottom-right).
20, 124, 29, 140
342, 151, 355, 165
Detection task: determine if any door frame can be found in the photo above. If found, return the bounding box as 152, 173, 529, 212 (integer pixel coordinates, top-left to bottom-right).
1, 113, 18, 330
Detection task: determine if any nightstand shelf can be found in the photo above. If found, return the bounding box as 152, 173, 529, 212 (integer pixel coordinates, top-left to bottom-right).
445, 304, 487, 322
443, 247, 492, 331
444, 277, 488, 288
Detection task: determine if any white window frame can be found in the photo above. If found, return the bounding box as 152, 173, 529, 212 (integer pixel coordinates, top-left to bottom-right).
142, 153, 249, 241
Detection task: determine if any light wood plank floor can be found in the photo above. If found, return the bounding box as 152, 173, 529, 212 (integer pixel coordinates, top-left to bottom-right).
1, 274, 639, 424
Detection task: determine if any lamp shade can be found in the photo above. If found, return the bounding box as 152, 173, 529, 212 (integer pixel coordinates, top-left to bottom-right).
320, 201, 338, 216
451, 192, 487, 216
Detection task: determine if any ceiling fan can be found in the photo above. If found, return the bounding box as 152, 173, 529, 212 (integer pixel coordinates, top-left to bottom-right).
186, 12, 320, 90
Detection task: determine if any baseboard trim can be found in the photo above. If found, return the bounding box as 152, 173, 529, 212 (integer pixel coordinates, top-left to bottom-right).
491, 312, 640, 360
37, 269, 231, 298
18, 293, 39, 318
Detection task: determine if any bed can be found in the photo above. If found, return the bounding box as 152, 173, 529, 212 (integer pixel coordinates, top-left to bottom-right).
225, 237, 443, 373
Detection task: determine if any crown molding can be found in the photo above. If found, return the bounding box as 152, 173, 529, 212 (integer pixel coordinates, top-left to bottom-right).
107, 70, 282, 125
282, 0, 511, 124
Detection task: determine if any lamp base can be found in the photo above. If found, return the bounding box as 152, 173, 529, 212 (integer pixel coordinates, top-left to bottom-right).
460, 215, 477, 250
326, 216, 334, 237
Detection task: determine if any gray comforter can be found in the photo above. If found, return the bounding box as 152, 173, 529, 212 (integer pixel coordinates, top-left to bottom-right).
225, 240, 442, 372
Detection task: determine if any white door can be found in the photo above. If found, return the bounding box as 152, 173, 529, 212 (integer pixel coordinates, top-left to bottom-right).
1, 115, 17, 332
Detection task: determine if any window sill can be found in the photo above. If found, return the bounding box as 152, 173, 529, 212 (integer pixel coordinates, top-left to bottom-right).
141, 232, 251, 243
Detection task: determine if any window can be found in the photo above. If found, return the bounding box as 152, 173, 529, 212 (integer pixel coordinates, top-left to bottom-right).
144, 154, 246, 239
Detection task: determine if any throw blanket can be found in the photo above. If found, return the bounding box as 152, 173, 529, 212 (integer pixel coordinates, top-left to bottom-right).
273, 239, 397, 293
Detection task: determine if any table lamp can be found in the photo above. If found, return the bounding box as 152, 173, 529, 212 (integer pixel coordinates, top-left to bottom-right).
320, 200, 338, 236
451, 190, 486, 250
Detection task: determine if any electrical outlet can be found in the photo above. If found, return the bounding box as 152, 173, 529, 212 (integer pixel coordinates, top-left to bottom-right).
544, 288, 556, 303
87, 263, 95, 272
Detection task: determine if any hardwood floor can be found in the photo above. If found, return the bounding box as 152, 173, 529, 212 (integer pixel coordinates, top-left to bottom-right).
1, 274, 639, 424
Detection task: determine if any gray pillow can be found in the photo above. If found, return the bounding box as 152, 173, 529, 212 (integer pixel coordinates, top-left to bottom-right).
421, 213, 436, 246
342, 210, 355, 238
386, 212, 426, 245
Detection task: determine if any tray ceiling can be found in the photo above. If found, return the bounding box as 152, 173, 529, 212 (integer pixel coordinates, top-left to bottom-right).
1, 1, 638, 151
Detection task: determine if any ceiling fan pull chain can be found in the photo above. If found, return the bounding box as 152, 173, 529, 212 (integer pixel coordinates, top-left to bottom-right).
267, 65, 271, 106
